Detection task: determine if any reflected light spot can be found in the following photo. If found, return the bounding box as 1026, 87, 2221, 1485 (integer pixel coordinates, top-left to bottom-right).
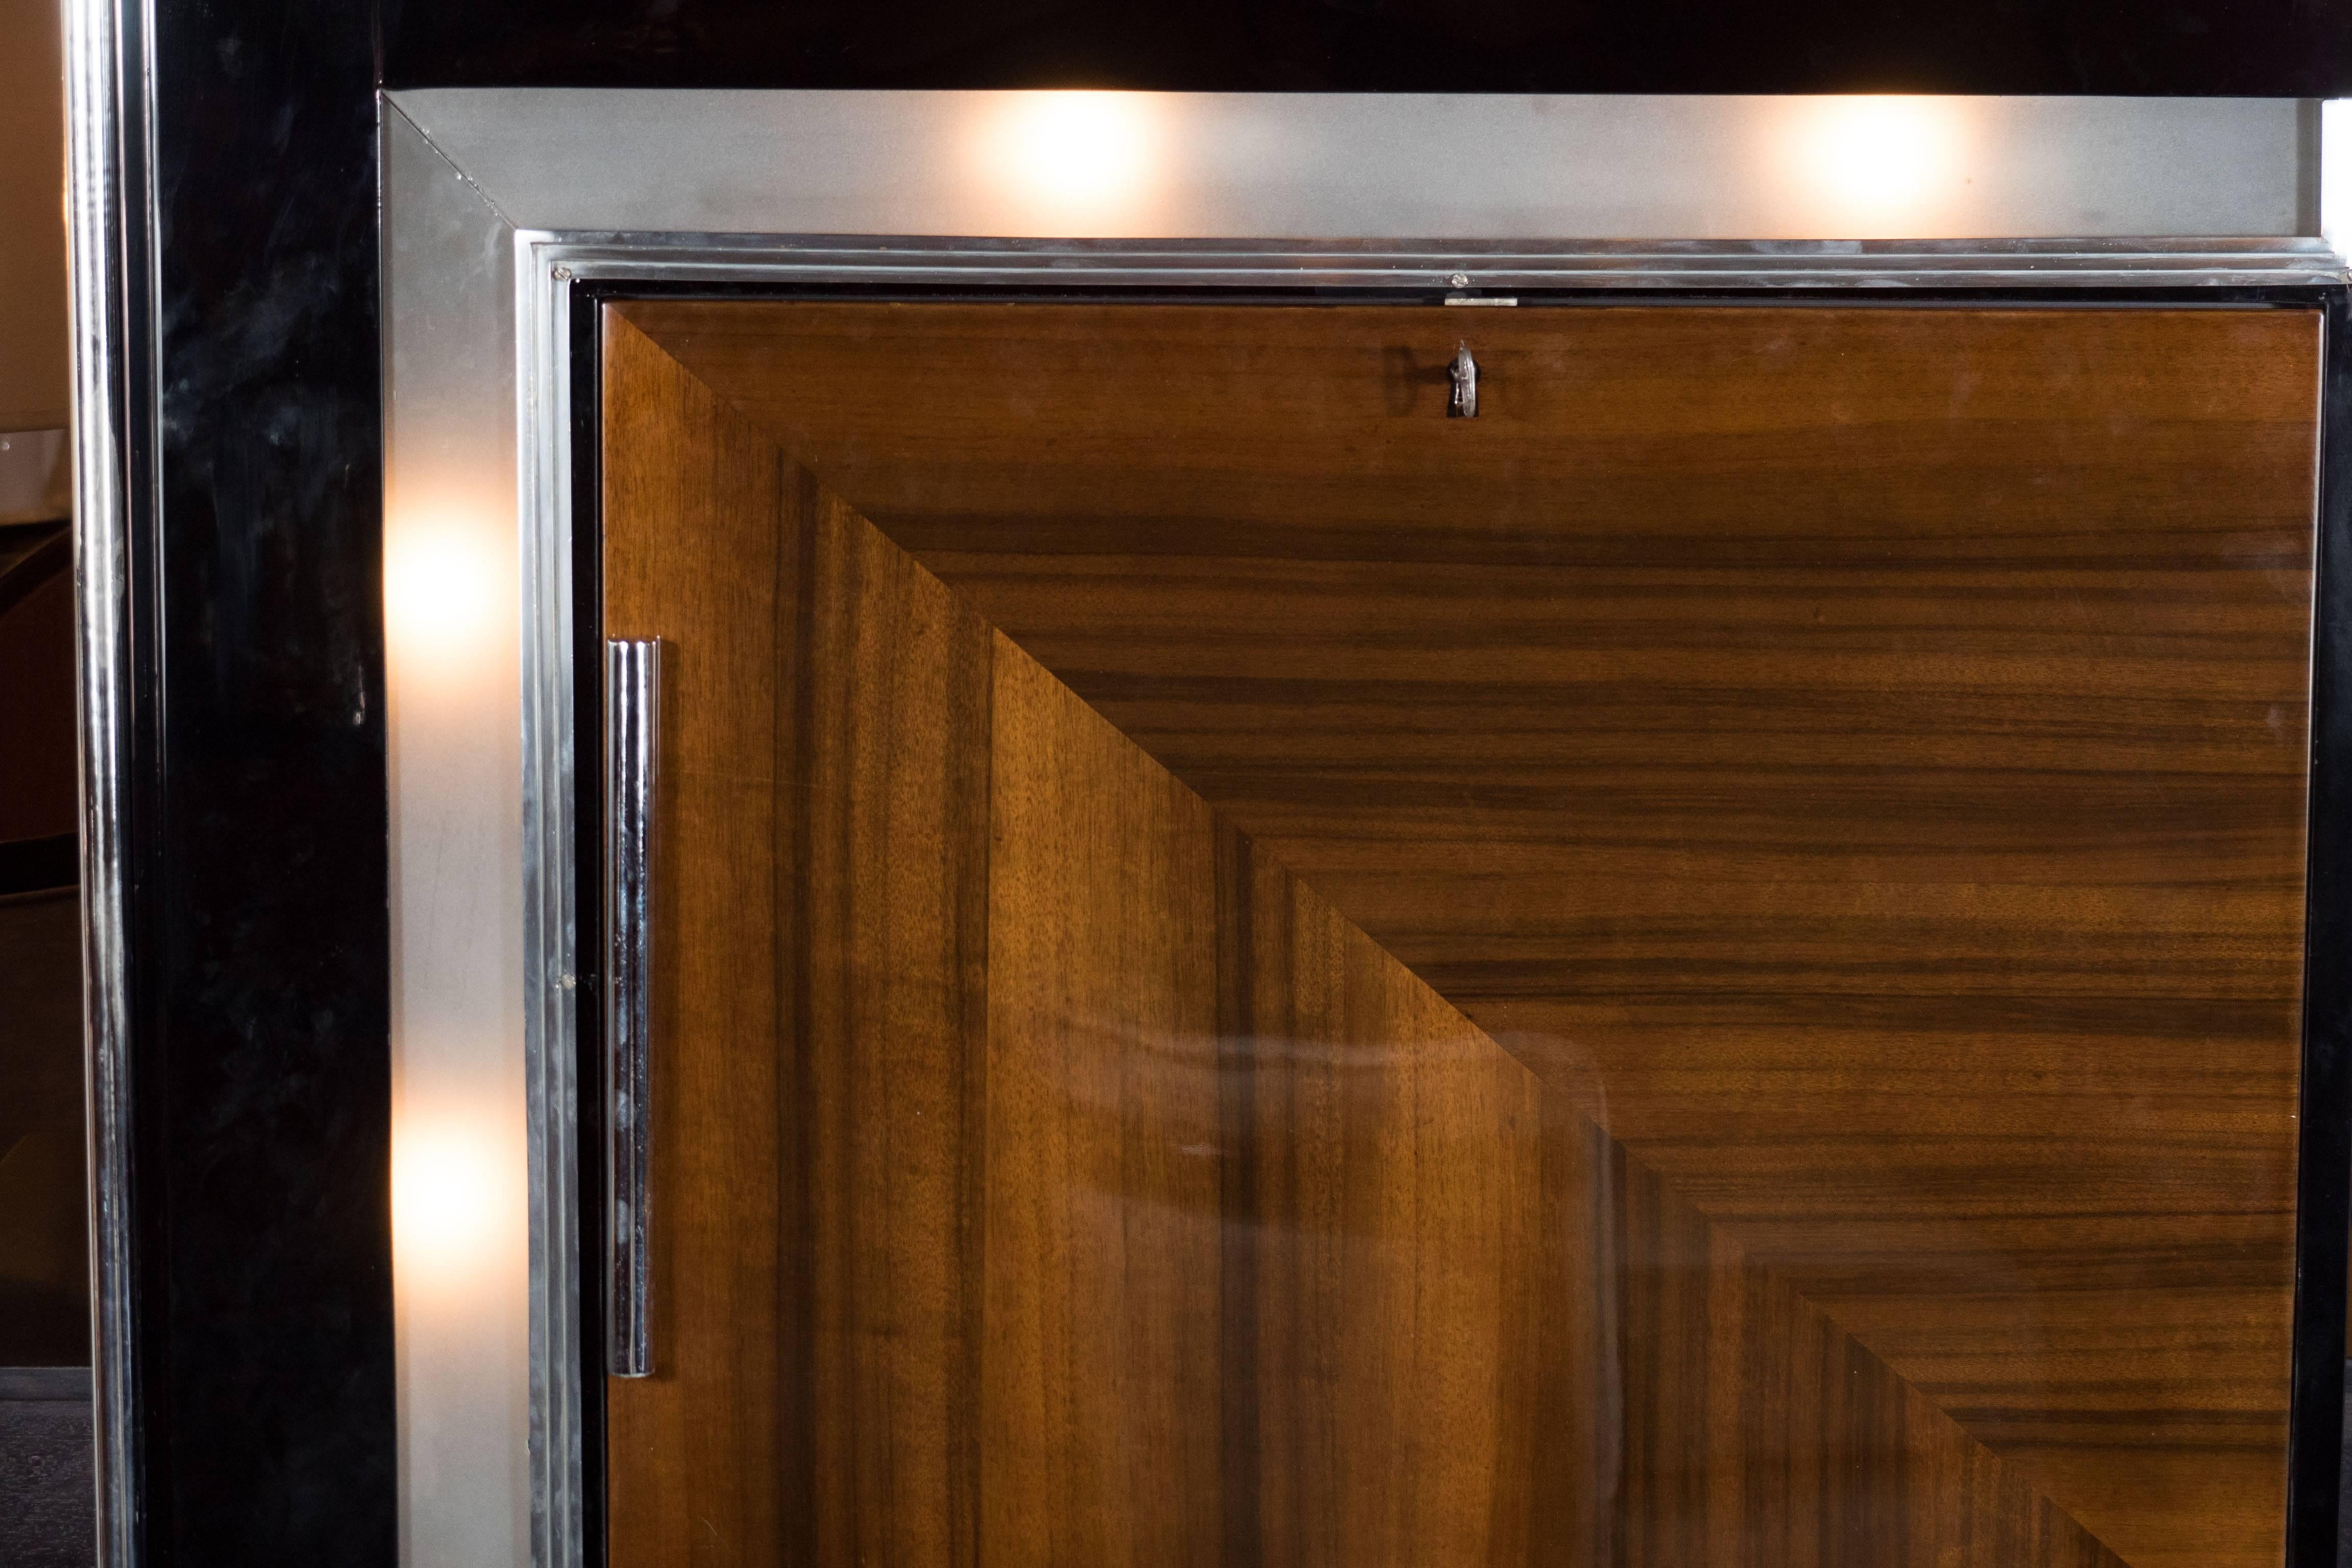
393, 1118, 512, 1290
1782, 96, 1969, 235
973, 92, 1164, 225
385, 524, 498, 660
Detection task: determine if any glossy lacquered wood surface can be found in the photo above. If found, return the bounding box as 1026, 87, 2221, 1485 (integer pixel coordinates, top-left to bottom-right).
604, 302, 2321, 1566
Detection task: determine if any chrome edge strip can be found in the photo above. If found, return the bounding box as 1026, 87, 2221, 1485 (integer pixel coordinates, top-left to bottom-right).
541, 233, 2352, 291
518, 233, 584, 1568
64, 0, 148, 1553
602, 639, 658, 1381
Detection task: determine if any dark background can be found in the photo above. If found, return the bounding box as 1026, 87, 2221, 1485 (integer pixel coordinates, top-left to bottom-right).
381, 0, 2352, 94
108, 2, 2352, 1565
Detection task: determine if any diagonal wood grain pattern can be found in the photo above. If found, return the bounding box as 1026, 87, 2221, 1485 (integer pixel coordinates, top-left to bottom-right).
603, 301, 2319, 1566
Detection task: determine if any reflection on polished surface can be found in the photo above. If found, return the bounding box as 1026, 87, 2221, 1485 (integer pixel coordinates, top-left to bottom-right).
970, 92, 1168, 225
1778, 95, 1972, 234
385, 521, 501, 674
392, 1112, 518, 1295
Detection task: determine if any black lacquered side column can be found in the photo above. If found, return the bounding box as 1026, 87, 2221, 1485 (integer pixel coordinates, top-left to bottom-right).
81, 0, 398, 1557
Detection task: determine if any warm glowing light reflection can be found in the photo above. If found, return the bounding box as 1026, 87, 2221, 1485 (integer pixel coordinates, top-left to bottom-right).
393, 1115, 517, 1294
971, 92, 1165, 225
385, 523, 500, 660
1779, 96, 1970, 235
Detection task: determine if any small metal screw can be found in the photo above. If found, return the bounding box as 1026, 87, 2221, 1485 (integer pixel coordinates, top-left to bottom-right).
1449, 272, 1471, 288
553, 265, 574, 282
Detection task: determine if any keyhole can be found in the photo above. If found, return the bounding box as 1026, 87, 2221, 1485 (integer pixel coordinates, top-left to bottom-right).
1448, 342, 1479, 419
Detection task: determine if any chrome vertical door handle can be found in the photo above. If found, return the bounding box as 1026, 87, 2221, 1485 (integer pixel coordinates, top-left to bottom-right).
605, 638, 661, 1378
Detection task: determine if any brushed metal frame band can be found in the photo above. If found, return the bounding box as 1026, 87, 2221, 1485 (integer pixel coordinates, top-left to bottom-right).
602, 638, 659, 1380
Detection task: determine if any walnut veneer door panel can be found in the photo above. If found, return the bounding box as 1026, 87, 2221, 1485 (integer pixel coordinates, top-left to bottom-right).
600, 300, 2320, 1567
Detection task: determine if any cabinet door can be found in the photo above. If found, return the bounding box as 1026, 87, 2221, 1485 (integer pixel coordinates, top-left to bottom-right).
599, 301, 2320, 1568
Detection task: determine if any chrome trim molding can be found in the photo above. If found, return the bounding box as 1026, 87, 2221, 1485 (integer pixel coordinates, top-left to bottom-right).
516, 207, 584, 1568
601, 638, 659, 1381
380, 86, 2352, 1568
65, 0, 149, 1556
535, 232, 2352, 292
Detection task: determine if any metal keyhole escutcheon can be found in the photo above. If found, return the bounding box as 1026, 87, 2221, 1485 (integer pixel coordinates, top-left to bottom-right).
1449, 341, 1479, 419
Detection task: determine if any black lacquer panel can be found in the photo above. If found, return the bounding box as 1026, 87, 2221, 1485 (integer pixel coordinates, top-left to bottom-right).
381, 0, 2352, 95
125, 0, 396, 1558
